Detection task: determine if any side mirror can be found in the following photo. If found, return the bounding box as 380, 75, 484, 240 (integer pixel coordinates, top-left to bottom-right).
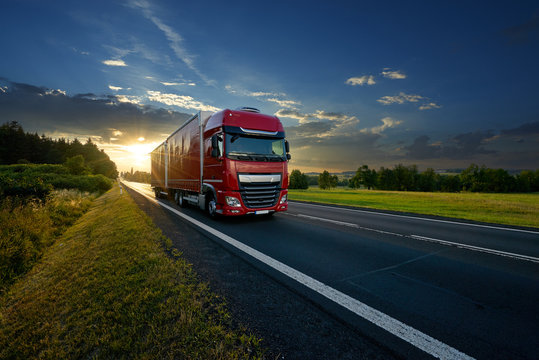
211, 134, 219, 150
212, 148, 220, 158
285, 140, 290, 153
286, 153, 291, 160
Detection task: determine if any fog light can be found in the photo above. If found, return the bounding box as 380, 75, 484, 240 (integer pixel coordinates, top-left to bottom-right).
225, 196, 242, 207
280, 194, 287, 204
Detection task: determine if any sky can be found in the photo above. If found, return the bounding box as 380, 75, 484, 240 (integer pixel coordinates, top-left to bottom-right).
1, 0, 538, 173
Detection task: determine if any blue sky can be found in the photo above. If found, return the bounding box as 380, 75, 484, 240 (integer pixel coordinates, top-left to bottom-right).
1, 0, 538, 172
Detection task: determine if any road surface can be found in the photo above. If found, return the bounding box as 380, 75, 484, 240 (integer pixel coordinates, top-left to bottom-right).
123, 181, 539, 359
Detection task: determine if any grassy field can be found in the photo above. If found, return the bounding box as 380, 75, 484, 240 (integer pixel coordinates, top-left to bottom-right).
288, 188, 539, 228
0, 186, 262, 359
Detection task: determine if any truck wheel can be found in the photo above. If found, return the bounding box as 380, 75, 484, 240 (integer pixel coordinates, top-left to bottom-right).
206, 193, 218, 219
154, 188, 160, 198
178, 191, 187, 208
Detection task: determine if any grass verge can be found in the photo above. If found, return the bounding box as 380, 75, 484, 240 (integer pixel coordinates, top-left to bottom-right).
0, 190, 95, 292
0, 186, 262, 359
288, 188, 539, 228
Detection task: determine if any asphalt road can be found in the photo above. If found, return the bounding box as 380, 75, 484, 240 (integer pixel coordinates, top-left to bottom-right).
123, 181, 539, 359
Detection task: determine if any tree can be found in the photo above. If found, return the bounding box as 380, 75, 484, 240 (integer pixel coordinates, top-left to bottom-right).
0, 122, 118, 179
289, 169, 309, 189
418, 168, 439, 192
64, 155, 90, 175
318, 170, 334, 190
352, 165, 378, 190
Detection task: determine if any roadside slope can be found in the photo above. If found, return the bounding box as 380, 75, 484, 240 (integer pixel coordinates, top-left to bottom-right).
0, 186, 262, 359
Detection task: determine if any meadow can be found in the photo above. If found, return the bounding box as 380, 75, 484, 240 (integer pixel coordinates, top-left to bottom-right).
288, 188, 539, 228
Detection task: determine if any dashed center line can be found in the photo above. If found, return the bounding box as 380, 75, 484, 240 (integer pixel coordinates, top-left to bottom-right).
288, 211, 539, 264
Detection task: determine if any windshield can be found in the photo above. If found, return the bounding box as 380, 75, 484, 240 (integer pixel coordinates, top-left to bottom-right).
225, 134, 285, 161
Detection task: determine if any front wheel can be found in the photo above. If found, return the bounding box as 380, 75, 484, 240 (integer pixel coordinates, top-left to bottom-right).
206, 193, 218, 219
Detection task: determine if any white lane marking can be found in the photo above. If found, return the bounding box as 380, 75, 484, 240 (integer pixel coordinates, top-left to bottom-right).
410, 235, 539, 264
291, 201, 539, 235
295, 213, 359, 228
289, 213, 405, 237
289, 210, 539, 264
124, 182, 474, 360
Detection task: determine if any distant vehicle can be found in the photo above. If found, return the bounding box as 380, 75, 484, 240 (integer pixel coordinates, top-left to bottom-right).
151, 107, 290, 217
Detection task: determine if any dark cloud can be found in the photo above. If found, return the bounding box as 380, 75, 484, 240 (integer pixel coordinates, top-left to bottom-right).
501, 121, 539, 136
0, 78, 192, 144
406, 131, 497, 160
500, 15, 539, 45
285, 121, 334, 138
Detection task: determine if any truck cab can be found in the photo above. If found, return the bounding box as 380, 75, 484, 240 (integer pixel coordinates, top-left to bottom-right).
202, 107, 289, 216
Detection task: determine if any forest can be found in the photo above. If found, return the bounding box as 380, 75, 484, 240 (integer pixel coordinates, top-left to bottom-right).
0, 121, 117, 179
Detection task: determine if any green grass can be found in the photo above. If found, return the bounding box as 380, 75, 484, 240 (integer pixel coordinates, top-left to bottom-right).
0, 190, 95, 292
0, 186, 263, 359
289, 188, 539, 228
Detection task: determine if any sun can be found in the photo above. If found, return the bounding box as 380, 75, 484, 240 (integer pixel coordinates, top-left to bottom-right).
124, 142, 158, 170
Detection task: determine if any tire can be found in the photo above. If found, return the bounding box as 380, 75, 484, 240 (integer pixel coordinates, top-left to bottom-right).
178, 191, 187, 208
206, 193, 218, 219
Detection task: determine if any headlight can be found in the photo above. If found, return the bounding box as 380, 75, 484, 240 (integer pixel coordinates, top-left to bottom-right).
225, 196, 242, 207
280, 194, 287, 204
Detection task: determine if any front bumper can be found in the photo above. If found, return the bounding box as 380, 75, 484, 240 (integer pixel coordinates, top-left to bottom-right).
216, 189, 288, 216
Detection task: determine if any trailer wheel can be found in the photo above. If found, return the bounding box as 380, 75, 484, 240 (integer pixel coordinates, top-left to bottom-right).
178, 191, 187, 208
206, 193, 218, 219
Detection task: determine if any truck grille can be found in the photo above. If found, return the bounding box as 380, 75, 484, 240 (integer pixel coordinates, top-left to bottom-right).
238, 174, 281, 208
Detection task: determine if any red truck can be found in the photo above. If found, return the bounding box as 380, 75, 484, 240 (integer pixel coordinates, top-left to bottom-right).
151, 107, 290, 217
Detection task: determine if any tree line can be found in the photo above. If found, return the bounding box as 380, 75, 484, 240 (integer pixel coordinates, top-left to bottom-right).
121, 170, 151, 184
289, 164, 539, 193
0, 121, 118, 178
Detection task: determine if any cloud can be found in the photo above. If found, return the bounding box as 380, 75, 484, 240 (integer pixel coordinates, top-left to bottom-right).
381, 69, 406, 79
147, 90, 219, 112
501, 121, 539, 136
109, 85, 123, 91
225, 85, 298, 108
405, 131, 497, 160
345, 75, 376, 86
0, 78, 192, 148
275, 109, 359, 126
129, 0, 214, 85
265, 98, 301, 109
419, 102, 441, 110
225, 85, 287, 98
377, 92, 423, 105
102, 59, 127, 66
161, 81, 197, 86
361, 117, 402, 134
115, 95, 142, 104
45, 89, 67, 96
500, 14, 539, 45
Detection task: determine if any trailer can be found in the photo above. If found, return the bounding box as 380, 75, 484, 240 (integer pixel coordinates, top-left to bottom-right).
151, 107, 290, 217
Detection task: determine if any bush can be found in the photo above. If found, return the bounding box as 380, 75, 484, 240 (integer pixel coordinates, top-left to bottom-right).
0, 173, 53, 200
0, 164, 113, 197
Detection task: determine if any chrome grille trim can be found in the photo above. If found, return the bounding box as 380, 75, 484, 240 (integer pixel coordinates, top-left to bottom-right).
238, 173, 281, 208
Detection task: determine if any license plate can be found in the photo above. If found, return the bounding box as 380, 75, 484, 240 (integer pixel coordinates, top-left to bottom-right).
255, 210, 269, 215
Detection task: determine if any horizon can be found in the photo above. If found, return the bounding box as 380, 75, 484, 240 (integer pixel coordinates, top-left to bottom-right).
1, 1, 538, 173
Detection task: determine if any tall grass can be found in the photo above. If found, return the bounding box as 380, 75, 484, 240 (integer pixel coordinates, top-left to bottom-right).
0, 190, 95, 292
